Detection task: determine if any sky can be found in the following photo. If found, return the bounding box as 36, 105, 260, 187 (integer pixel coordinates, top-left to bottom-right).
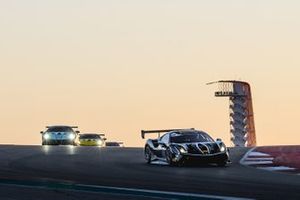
0, 0, 300, 147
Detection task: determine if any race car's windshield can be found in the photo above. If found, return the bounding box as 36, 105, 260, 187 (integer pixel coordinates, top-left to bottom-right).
170, 132, 214, 143
47, 127, 74, 132
79, 134, 101, 139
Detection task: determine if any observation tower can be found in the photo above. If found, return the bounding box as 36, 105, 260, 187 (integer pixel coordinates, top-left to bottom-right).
207, 80, 256, 147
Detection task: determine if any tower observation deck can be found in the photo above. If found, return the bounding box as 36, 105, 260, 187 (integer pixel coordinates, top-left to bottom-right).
207, 80, 257, 147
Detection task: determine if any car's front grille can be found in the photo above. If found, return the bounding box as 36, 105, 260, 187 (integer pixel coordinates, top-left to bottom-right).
186, 143, 220, 154
198, 144, 209, 154
205, 143, 220, 154
187, 144, 201, 154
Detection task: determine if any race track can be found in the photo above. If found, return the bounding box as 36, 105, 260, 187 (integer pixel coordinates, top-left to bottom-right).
0, 145, 299, 200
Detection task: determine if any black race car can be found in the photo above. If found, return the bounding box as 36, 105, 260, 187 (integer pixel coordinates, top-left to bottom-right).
105, 142, 124, 147
141, 128, 229, 166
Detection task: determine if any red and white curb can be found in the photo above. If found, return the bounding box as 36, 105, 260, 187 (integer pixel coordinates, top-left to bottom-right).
240, 148, 298, 174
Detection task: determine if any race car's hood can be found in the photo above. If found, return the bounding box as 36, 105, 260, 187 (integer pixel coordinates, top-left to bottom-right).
179, 142, 221, 154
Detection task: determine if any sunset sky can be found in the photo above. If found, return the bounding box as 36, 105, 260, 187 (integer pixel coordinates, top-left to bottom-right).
0, 1, 300, 147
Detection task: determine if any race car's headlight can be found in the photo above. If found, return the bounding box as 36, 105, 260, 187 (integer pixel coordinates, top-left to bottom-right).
97, 140, 103, 146
43, 133, 50, 140
68, 134, 76, 140
178, 146, 187, 154
220, 145, 226, 152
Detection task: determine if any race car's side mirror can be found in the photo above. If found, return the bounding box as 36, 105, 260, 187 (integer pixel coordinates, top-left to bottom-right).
103, 138, 107, 141
76, 131, 80, 134
40, 131, 43, 134
216, 138, 222, 142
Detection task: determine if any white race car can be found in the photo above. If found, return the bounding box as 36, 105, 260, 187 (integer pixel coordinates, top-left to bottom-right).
40, 125, 80, 145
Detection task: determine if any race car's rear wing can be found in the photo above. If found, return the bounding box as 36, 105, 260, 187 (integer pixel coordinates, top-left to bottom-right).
46, 126, 78, 129
141, 128, 194, 139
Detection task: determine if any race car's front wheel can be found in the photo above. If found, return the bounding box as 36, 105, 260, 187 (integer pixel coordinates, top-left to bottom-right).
166, 148, 175, 166
166, 147, 185, 167
144, 146, 152, 164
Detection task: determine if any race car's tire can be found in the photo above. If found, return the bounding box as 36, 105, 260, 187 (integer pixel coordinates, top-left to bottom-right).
166, 147, 176, 166
144, 146, 152, 164
166, 147, 185, 167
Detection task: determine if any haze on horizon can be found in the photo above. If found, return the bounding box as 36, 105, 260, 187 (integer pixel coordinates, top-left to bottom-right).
0, 0, 300, 147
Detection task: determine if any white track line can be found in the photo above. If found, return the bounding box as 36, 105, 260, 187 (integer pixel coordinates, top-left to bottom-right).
257, 166, 296, 171
240, 148, 274, 165
240, 147, 256, 165
0, 180, 254, 200
244, 157, 274, 161
77, 183, 254, 200
247, 152, 271, 157
241, 148, 274, 166
240, 148, 298, 174
242, 161, 273, 165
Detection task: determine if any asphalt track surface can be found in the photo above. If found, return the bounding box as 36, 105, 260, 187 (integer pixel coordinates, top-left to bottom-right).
0, 145, 299, 200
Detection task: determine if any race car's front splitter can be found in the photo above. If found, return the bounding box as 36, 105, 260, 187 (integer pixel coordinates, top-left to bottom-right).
43, 140, 75, 145
181, 152, 229, 164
